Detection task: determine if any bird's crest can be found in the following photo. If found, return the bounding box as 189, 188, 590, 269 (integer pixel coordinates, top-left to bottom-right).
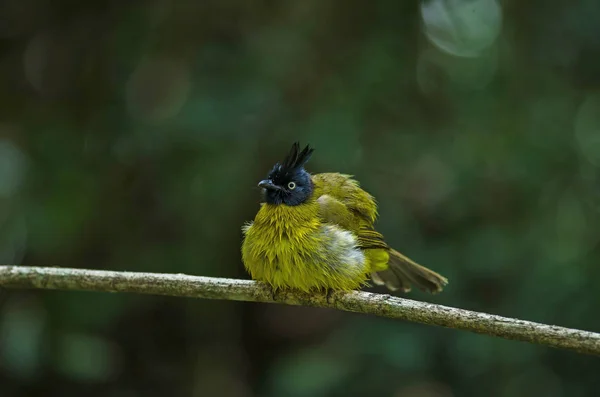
281, 142, 314, 171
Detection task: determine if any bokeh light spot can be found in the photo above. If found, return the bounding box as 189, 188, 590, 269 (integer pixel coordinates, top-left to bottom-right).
553, 190, 588, 263
405, 154, 456, 210
0, 213, 27, 263
23, 31, 75, 97
574, 92, 600, 166
421, 0, 502, 58
56, 333, 121, 381
0, 296, 46, 379
126, 57, 192, 123
23, 32, 50, 94
0, 138, 26, 198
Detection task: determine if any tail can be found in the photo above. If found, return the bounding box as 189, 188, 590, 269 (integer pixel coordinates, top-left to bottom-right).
371, 249, 448, 294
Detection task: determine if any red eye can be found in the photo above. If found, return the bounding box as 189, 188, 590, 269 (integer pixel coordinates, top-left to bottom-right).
287, 182, 296, 190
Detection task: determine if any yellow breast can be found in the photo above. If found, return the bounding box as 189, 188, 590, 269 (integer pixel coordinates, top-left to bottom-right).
241, 201, 370, 292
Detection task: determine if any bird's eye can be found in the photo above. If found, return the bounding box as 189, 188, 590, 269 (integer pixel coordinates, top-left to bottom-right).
287, 181, 296, 190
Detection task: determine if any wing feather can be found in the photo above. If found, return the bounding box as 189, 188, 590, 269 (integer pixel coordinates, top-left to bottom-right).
312, 173, 387, 252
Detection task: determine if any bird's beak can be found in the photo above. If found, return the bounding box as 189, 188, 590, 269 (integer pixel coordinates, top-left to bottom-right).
258, 179, 282, 191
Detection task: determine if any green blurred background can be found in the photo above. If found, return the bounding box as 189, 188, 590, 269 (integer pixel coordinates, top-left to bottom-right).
1, 0, 600, 396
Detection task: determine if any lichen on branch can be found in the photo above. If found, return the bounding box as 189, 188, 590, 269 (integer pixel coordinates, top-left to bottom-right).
0, 265, 599, 356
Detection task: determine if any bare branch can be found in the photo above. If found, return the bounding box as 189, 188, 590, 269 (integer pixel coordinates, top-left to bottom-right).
1, 265, 598, 355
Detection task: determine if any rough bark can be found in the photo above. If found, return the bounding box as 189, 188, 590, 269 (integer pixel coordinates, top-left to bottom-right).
1, 265, 598, 355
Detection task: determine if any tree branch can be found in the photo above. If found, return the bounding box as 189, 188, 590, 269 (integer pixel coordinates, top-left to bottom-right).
0, 265, 598, 356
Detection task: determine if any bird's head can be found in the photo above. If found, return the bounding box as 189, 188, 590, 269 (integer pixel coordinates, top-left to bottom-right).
259, 142, 314, 206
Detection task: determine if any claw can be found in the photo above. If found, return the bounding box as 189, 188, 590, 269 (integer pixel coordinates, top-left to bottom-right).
326, 289, 334, 305
269, 285, 277, 301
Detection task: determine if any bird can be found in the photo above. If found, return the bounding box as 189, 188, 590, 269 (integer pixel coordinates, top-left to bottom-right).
241, 142, 448, 294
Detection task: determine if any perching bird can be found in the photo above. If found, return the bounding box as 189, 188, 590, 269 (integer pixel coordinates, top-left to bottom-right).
241, 143, 448, 294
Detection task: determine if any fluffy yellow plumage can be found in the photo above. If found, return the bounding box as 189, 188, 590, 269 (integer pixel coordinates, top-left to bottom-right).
242, 143, 448, 294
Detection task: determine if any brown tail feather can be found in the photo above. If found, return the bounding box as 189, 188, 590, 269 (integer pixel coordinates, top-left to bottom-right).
372, 249, 448, 294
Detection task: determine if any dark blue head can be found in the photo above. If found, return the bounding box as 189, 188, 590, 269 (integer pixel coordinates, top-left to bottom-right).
259, 142, 314, 206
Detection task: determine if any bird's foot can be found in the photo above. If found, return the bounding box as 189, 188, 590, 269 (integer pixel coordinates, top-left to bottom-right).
268, 285, 278, 301
325, 289, 335, 305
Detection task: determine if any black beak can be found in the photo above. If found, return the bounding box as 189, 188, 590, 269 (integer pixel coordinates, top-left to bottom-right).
258, 179, 282, 191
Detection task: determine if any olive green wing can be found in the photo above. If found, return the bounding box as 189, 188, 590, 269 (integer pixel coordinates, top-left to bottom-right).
312, 172, 389, 252
311, 172, 379, 225
312, 174, 448, 294
316, 194, 388, 250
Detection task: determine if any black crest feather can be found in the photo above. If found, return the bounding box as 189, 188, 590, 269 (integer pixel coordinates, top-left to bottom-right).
281, 142, 314, 171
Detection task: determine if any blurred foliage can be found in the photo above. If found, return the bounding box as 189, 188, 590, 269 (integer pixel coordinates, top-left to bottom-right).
1, 0, 600, 396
